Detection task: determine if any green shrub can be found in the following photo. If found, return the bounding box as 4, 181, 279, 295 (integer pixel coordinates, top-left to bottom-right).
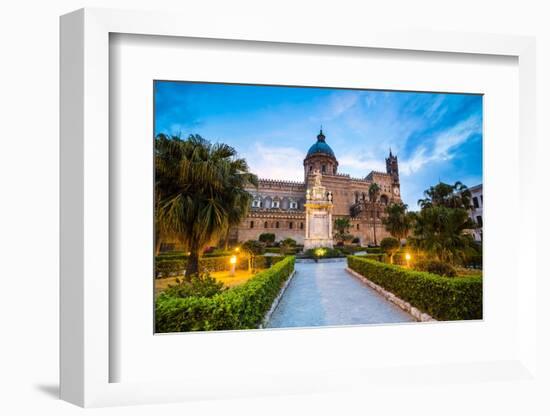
380, 237, 400, 263
414, 259, 457, 277
304, 247, 343, 259
365, 247, 382, 254
280, 237, 297, 246
252, 254, 285, 269
347, 256, 482, 321
155, 256, 296, 332
163, 274, 225, 298
157, 250, 186, 258
155, 255, 248, 278
258, 233, 276, 244
358, 253, 386, 262
338, 245, 366, 255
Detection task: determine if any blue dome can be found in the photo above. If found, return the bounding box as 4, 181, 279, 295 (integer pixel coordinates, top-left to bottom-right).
306, 130, 336, 158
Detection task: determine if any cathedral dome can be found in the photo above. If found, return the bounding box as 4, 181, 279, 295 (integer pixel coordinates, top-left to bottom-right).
306, 129, 336, 158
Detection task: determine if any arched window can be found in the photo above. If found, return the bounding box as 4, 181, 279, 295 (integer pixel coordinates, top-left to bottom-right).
289, 222, 293, 229
272, 200, 280, 209
264, 221, 268, 228
309, 165, 313, 172
356, 224, 360, 230
275, 221, 280, 229
380, 195, 389, 205
300, 222, 304, 230
250, 221, 254, 228
289, 201, 297, 209
322, 164, 327, 173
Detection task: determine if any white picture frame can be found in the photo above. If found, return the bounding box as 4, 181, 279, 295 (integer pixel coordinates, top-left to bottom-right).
60, 8, 537, 408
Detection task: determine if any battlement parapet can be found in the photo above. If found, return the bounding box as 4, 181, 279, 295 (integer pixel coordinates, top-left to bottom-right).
258, 178, 306, 187
365, 171, 393, 180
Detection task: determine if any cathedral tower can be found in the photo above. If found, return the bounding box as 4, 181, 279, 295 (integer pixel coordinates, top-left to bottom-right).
386, 148, 399, 181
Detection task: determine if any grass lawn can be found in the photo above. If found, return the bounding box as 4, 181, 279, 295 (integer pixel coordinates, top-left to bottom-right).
155, 269, 260, 295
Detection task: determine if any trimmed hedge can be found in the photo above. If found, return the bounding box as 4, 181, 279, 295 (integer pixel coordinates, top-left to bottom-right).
347, 256, 482, 321
155, 256, 296, 332
359, 253, 386, 262
155, 255, 249, 277
337, 245, 368, 255
155, 255, 287, 278
365, 247, 382, 254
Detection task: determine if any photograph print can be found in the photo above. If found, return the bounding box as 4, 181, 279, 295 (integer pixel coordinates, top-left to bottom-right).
154, 81, 483, 333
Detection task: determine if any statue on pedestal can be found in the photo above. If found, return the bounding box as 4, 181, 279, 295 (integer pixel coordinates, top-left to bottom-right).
303, 170, 334, 250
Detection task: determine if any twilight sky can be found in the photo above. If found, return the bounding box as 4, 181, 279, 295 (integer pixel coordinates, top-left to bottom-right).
154, 81, 483, 210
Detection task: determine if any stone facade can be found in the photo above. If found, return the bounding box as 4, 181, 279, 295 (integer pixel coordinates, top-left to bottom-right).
233, 130, 403, 246
468, 184, 483, 242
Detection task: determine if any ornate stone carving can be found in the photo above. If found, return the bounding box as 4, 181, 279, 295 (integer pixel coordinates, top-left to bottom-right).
303, 170, 334, 250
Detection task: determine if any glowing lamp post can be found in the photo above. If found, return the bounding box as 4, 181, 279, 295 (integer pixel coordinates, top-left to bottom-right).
405, 253, 411, 268
314, 248, 326, 262
229, 255, 237, 276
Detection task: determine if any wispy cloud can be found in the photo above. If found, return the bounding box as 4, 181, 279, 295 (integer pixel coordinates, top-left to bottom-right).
399, 115, 481, 175
338, 153, 386, 174
242, 143, 304, 181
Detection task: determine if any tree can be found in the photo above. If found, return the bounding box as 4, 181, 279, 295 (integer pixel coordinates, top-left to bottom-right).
155, 134, 258, 278
382, 203, 414, 243
280, 238, 297, 255
410, 205, 477, 264
368, 183, 381, 245
333, 218, 353, 244
258, 233, 276, 245
279, 238, 296, 255
380, 237, 400, 264
241, 240, 265, 272
417, 181, 472, 210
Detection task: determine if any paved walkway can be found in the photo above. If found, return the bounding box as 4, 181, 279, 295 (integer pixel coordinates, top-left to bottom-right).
267, 260, 414, 328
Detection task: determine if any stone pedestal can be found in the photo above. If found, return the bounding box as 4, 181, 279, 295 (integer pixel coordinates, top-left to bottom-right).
304, 171, 334, 250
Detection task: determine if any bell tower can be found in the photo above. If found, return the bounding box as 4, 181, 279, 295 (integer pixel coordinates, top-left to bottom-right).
386, 148, 401, 199
386, 148, 399, 181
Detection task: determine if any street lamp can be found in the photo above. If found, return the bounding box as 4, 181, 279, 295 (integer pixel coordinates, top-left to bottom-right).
405, 252, 411, 268
229, 255, 237, 276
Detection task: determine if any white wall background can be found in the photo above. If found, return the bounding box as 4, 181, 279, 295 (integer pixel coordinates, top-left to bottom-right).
0, 1, 548, 415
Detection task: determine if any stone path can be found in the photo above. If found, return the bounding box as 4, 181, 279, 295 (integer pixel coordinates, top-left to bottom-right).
267, 259, 414, 328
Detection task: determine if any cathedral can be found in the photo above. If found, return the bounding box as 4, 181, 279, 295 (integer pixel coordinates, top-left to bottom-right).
231, 130, 403, 246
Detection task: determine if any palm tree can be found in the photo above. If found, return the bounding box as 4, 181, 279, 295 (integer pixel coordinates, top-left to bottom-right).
368, 183, 381, 245
155, 134, 258, 277
418, 181, 472, 210
382, 203, 414, 243
410, 205, 477, 264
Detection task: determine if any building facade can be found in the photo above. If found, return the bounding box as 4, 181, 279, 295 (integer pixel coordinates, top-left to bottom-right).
232, 130, 403, 246
468, 184, 483, 242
